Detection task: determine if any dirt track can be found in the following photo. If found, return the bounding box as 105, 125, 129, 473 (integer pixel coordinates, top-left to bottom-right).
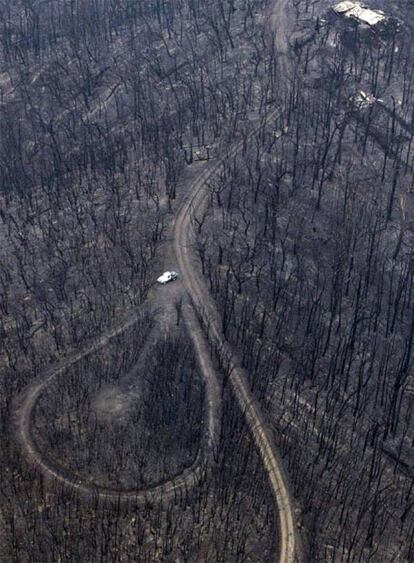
13, 0, 300, 556
174, 127, 299, 563
13, 301, 221, 507
14, 118, 299, 560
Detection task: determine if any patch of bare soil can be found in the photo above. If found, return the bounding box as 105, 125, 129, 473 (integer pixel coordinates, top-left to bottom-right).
92, 385, 140, 423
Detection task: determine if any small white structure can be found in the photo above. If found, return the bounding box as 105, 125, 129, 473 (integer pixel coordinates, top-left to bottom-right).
351, 90, 376, 109
157, 271, 179, 284
333, 1, 386, 27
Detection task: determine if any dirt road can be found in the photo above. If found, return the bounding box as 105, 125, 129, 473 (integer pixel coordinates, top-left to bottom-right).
14, 119, 299, 560
269, 0, 293, 84
14, 0, 299, 557
174, 127, 299, 563
13, 300, 221, 506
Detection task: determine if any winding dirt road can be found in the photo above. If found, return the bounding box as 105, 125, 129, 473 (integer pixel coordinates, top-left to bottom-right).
14, 0, 300, 556
174, 126, 299, 563
14, 120, 299, 560
14, 301, 221, 507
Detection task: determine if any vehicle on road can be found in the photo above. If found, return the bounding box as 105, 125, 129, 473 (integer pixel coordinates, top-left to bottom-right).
157, 271, 179, 284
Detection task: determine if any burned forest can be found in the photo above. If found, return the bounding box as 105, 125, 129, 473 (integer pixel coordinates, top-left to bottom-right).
1, 0, 414, 561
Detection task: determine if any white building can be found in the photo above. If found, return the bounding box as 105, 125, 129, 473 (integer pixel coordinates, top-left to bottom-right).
332, 1, 386, 27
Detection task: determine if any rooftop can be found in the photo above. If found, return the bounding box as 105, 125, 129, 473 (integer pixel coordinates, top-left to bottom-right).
333, 1, 386, 26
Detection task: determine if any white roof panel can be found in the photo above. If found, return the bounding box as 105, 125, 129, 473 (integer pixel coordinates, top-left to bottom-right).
350, 6, 385, 25
333, 1, 356, 13
333, 1, 386, 25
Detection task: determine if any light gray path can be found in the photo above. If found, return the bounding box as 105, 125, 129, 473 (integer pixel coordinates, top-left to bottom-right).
174, 122, 299, 563
14, 300, 221, 506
